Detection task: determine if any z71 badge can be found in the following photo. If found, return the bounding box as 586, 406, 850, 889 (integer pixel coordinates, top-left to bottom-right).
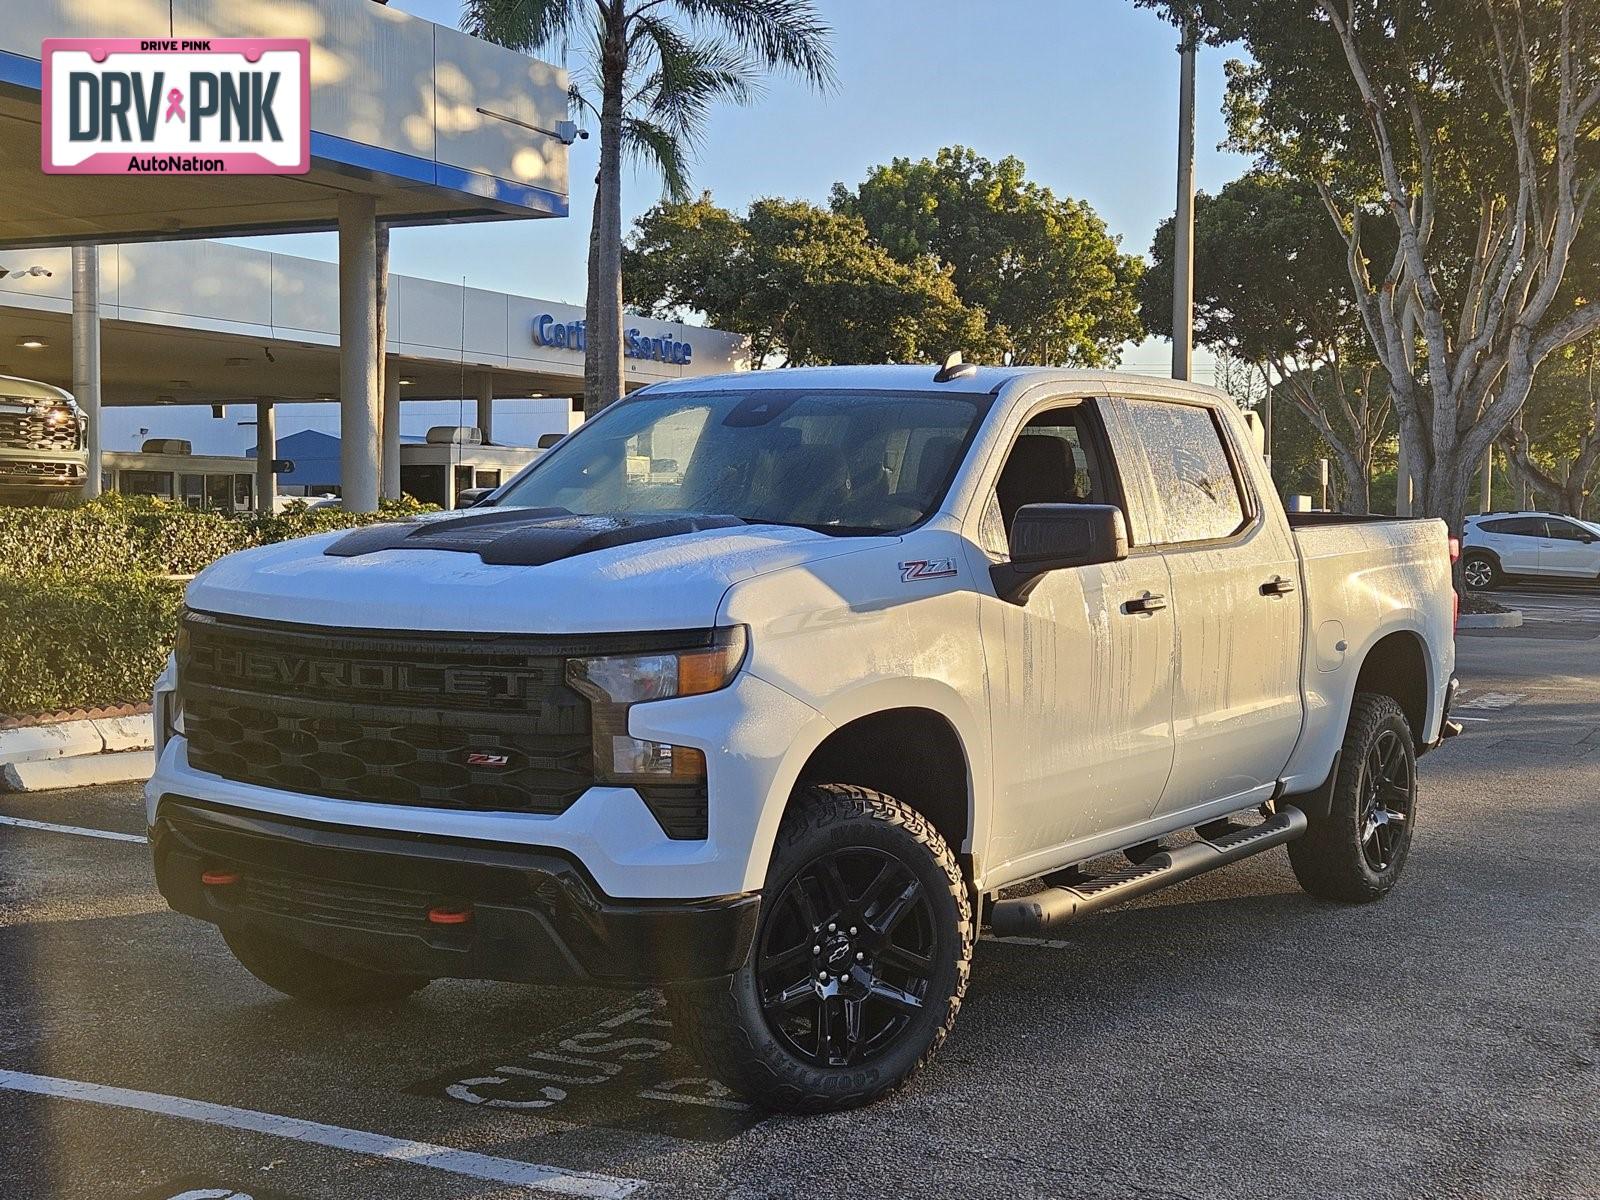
899, 558, 959, 582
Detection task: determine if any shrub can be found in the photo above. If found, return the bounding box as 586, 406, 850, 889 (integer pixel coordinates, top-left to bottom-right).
0, 494, 438, 715
0, 570, 185, 715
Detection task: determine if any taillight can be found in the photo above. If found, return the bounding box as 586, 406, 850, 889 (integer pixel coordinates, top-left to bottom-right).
1448, 536, 1461, 562
1450, 536, 1460, 628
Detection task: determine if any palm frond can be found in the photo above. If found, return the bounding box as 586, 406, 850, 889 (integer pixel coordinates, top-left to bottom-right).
666, 0, 835, 89
460, 0, 582, 54
622, 116, 692, 201
631, 16, 761, 149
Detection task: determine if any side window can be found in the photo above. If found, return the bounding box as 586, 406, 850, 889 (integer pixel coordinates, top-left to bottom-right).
1545, 519, 1591, 541
983, 405, 1113, 554
1120, 399, 1248, 545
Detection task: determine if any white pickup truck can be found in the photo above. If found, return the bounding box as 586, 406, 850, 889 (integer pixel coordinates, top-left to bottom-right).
148, 365, 1459, 1112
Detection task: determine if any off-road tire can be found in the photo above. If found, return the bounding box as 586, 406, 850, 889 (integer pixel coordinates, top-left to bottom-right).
1288, 693, 1417, 903
667, 783, 972, 1112
222, 925, 431, 1006
1461, 552, 1500, 590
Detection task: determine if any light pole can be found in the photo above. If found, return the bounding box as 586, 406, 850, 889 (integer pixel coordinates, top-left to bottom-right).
1171, 22, 1197, 382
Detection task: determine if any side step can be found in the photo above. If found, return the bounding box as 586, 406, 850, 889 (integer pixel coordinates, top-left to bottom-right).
989, 806, 1309, 938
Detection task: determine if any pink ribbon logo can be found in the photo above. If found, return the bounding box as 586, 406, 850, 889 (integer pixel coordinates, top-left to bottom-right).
164, 88, 185, 123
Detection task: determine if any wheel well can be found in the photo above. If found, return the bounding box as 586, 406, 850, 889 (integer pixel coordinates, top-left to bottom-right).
795, 708, 971, 855
1353, 631, 1429, 742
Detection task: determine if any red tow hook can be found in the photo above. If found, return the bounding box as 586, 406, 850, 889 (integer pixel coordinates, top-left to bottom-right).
201, 870, 240, 886
427, 904, 473, 925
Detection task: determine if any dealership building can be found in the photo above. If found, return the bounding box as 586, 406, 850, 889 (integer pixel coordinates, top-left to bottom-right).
0, 0, 747, 510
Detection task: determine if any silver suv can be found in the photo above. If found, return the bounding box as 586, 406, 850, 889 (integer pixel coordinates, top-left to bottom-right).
1462, 511, 1600, 588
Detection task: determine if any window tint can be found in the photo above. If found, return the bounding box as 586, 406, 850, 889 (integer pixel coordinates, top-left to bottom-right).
1121, 399, 1247, 544
1482, 517, 1545, 536
1544, 519, 1592, 541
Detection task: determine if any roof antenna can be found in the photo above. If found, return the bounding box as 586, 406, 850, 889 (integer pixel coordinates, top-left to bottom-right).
934, 351, 977, 383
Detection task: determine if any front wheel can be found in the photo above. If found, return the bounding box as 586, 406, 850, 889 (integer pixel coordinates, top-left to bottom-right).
1462, 552, 1500, 590
668, 783, 972, 1112
1288, 693, 1417, 903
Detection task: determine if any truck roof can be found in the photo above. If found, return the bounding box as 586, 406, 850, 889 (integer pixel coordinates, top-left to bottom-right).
640, 363, 1235, 404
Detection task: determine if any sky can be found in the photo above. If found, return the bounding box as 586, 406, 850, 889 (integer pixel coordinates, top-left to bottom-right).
239, 0, 1250, 368
111, 0, 1253, 455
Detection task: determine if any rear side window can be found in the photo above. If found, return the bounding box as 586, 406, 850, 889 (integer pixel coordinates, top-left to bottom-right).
1120, 399, 1248, 545
1480, 517, 1544, 536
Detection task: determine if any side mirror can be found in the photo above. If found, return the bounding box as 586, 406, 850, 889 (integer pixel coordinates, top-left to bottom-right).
990, 503, 1129, 605
456, 487, 496, 508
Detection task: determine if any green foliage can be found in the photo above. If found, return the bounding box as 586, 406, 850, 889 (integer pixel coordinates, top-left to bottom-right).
0, 570, 184, 714
624, 193, 991, 366
830, 146, 1145, 367
0, 494, 436, 714
0, 494, 433, 577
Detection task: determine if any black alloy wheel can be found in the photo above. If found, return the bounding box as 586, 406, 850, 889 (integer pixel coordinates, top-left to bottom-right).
1358, 728, 1414, 872
756, 846, 937, 1068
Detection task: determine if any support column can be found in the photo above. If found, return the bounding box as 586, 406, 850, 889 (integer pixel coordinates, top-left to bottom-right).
1170, 27, 1197, 382
71, 245, 102, 498
338, 194, 380, 512
476, 370, 494, 445
382, 359, 401, 500
255, 400, 276, 513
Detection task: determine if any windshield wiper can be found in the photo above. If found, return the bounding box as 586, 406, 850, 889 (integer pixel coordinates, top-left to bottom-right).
736, 517, 884, 537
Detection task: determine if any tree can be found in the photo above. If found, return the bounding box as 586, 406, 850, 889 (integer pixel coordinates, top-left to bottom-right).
1142, 171, 1394, 511
623, 194, 991, 366
461, 0, 833, 415
1500, 335, 1600, 516
1138, 0, 1600, 531
830, 147, 1145, 367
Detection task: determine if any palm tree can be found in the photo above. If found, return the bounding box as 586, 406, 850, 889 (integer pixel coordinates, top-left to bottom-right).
461, 0, 834, 415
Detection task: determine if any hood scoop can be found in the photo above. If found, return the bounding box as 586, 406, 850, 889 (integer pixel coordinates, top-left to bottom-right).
323, 508, 746, 566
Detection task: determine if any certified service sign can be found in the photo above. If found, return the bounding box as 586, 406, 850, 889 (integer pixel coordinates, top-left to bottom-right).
42, 38, 310, 175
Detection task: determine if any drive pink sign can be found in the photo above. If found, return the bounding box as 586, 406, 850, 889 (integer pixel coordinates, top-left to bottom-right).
42, 38, 309, 175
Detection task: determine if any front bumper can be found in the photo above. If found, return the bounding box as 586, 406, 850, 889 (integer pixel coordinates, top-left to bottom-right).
151, 797, 760, 987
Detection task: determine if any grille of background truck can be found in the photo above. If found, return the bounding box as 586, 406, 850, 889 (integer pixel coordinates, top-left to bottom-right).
0, 407, 80, 452
176, 611, 711, 837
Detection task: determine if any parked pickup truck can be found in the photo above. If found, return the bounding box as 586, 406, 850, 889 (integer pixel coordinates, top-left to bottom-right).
0, 374, 88, 502
148, 365, 1459, 1112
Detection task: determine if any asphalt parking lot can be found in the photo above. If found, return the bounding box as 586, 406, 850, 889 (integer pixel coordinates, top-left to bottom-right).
2, 592, 1598, 1200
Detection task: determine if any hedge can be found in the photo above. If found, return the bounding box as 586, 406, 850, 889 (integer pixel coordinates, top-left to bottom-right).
0, 494, 438, 715
0, 492, 436, 577
0, 570, 185, 714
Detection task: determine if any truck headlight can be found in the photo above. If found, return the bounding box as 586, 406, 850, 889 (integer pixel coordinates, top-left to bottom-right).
566, 627, 746, 786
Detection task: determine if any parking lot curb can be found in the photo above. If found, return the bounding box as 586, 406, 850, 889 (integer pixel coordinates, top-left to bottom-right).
0, 715, 154, 768
1458, 609, 1524, 628
1, 749, 155, 792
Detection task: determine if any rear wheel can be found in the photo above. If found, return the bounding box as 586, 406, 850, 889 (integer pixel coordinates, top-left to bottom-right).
221, 926, 431, 1006
1288, 693, 1417, 903
1462, 552, 1500, 590
668, 783, 971, 1112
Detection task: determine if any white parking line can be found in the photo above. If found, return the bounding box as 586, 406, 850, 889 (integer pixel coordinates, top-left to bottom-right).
0, 1069, 647, 1198
0, 814, 147, 843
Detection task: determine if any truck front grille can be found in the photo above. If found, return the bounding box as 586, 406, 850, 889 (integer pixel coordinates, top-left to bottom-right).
0, 408, 81, 452
0, 459, 83, 481
178, 611, 713, 820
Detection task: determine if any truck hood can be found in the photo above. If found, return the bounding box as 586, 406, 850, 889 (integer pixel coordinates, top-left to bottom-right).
185, 513, 894, 633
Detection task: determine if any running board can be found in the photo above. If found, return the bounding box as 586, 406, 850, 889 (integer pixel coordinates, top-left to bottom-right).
988, 806, 1309, 938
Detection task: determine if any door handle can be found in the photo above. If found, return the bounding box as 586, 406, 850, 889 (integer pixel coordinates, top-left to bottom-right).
1124, 591, 1167, 614
1260, 575, 1296, 596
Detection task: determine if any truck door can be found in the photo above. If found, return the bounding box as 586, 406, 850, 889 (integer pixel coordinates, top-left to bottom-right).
975, 399, 1176, 877
1107, 396, 1304, 817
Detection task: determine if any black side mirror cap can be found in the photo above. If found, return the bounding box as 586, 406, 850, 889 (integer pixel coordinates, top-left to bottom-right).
990, 503, 1129, 605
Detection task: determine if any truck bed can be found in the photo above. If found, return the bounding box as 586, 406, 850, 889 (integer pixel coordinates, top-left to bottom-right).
1277, 512, 1456, 794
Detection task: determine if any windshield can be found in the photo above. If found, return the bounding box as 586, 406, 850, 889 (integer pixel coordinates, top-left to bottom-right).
494, 388, 990, 534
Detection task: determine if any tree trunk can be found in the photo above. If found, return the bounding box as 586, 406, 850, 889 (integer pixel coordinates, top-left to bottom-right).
583, 6, 627, 419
